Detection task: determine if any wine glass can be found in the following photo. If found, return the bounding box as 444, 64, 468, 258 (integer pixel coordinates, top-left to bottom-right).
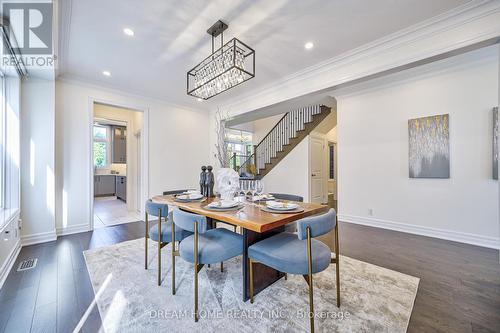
255, 180, 264, 201
249, 180, 257, 201
240, 180, 247, 200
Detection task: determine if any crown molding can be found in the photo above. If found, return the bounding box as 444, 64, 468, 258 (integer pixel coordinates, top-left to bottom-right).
57, 74, 207, 113
217, 0, 500, 115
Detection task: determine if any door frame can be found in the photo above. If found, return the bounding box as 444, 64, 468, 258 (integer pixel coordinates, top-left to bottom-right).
308, 132, 328, 204
88, 97, 150, 231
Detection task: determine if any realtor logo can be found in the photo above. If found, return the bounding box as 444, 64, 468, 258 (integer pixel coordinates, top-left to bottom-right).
2, 2, 52, 55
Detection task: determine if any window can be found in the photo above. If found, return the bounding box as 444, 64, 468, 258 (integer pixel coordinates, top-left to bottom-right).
0, 71, 21, 228
93, 125, 109, 168
329, 143, 336, 180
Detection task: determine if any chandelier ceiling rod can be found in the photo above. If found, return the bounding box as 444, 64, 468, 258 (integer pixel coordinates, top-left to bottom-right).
208, 20, 227, 54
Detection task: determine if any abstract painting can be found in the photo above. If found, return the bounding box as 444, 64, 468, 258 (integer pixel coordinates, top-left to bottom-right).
493, 107, 498, 180
408, 114, 450, 178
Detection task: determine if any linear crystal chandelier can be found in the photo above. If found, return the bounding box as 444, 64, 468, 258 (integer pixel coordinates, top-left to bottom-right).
187, 20, 255, 100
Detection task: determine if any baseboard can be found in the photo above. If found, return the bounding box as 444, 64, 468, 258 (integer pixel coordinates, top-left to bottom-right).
21, 230, 57, 246
339, 214, 500, 250
0, 239, 21, 289
57, 224, 90, 236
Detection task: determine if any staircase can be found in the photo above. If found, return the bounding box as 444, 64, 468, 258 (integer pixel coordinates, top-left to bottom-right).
235, 104, 331, 179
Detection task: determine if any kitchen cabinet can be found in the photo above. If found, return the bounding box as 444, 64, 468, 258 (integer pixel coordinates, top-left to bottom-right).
116, 176, 127, 202
94, 175, 116, 196
112, 126, 127, 164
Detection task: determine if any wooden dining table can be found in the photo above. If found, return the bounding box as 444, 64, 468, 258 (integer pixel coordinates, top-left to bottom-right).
152, 195, 328, 301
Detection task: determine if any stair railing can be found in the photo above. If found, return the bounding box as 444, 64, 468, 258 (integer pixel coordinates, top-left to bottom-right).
254, 105, 322, 174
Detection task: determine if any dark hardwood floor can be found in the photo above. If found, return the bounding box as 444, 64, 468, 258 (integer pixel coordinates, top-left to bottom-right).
0, 221, 498, 332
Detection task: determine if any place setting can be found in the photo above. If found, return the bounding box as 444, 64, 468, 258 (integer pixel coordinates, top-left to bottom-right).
173, 190, 206, 202
260, 200, 304, 214
203, 199, 245, 212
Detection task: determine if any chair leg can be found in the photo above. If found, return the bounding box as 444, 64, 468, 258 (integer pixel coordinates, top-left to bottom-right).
171, 221, 176, 295
194, 223, 199, 322
335, 220, 340, 308
249, 258, 254, 304
220, 262, 223, 272
145, 212, 148, 270
306, 227, 315, 333
157, 209, 162, 286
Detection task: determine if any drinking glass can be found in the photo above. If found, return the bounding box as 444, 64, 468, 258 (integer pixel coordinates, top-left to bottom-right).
256, 180, 264, 199
250, 180, 257, 201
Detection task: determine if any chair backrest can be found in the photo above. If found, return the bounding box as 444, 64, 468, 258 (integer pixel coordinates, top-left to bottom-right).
145, 199, 168, 217
297, 209, 336, 240
269, 193, 304, 202
163, 189, 193, 195
173, 209, 207, 234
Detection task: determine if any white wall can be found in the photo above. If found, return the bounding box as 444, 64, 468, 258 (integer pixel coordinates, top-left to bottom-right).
336, 47, 499, 248
251, 113, 284, 146
263, 138, 310, 200
21, 78, 56, 243
55, 79, 210, 233
94, 103, 142, 213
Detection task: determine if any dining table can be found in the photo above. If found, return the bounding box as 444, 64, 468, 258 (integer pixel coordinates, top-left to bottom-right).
152, 194, 329, 301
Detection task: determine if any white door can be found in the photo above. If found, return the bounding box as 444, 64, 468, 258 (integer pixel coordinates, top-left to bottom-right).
310, 134, 326, 204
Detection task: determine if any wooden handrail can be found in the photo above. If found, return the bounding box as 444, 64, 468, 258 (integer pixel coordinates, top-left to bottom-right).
255, 113, 289, 148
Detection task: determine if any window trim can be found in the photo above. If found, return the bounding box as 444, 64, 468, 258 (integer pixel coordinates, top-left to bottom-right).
93, 124, 111, 169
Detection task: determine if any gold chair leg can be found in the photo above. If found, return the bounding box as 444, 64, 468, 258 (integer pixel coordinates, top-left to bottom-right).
157, 209, 162, 286
249, 258, 254, 304
145, 212, 148, 270
171, 220, 176, 295
307, 227, 315, 333
335, 219, 340, 308
220, 262, 223, 272
194, 223, 199, 322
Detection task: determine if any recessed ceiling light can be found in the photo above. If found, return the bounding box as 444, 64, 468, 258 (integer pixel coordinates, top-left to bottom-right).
102, 70, 111, 77
123, 28, 134, 36
304, 42, 314, 50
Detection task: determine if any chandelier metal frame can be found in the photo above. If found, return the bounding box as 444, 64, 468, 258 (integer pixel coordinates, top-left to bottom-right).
187, 20, 255, 100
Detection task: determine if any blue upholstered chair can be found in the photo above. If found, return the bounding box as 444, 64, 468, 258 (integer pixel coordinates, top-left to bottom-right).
248, 209, 340, 332
269, 193, 304, 233
144, 199, 192, 287
173, 209, 243, 322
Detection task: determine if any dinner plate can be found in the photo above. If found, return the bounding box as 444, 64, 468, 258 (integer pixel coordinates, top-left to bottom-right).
207, 200, 239, 209
266, 201, 299, 211
260, 206, 305, 214
203, 204, 244, 212
175, 193, 204, 202
182, 190, 199, 195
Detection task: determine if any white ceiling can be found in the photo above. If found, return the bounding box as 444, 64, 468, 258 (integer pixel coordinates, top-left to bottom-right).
59, 0, 470, 109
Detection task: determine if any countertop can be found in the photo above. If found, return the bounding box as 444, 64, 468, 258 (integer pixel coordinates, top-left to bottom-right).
94, 173, 127, 177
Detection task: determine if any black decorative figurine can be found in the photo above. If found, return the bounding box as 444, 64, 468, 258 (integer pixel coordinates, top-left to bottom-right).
199, 166, 207, 196
205, 165, 215, 197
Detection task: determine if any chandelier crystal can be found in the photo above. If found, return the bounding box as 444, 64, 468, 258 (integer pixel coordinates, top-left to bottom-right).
187, 21, 255, 100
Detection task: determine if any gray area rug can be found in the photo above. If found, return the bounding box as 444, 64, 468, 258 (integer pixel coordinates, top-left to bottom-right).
83, 238, 419, 332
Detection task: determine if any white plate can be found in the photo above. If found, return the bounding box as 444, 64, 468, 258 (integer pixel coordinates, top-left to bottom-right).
266, 201, 299, 211
177, 193, 203, 200
183, 190, 199, 195
207, 200, 239, 208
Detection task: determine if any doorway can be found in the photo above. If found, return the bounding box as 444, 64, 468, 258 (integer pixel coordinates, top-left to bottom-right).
309, 132, 327, 204
91, 102, 144, 229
